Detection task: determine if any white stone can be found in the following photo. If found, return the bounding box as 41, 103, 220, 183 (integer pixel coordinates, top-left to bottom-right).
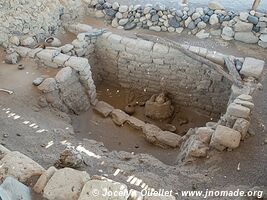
112, 18, 119, 28
112, 2, 120, 10
61, 44, 74, 53
119, 18, 129, 26
196, 30, 210, 39
149, 26, 161, 32
260, 34, 267, 42
233, 118, 250, 140
227, 103, 250, 118
240, 57, 265, 78
222, 26, 235, 37
197, 21, 207, 29
20, 37, 36, 47
0, 151, 44, 183
43, 168, 90, 200
119, 5, 128, 13
95, 10, 105, 18
9, 36, 20, 45
237, 94, 253, 102
234, 21, 253, 32
78, 179, 128, 200
36, 49, 60, 62
211, 125, 241, 149
53, 53, 70, 66
234, 99, 255, 109
209, 14, 219, 25
258, 40, 267, 48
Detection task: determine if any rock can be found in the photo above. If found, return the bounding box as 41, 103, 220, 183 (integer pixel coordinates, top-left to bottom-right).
234, 21, 253, 32
237, 94, 253, 102
209, 14, 219, 25
112, 2, 120, 10
55, 147, 83, 169
227, 103, 250, 118
38, 78, 58, 93
210, 125, 241, 149
240, 57, 265, 78
260, 34, 267, 42
111, 18, 119, 28
119, 18, 129, 26
144, 6, 152, 14
196, 30, 210, 39
0, 151, 44, 183
234, 32, 259, 44
126, 116, 146, 130
9, 36, 20, 46
61, 44, 74, 53
55, 67, 73, 83
188, 21, 196, 29
105, 8, 117, 17
20, 37, 36, 47
176, 27, 184, 33
208, 1, 224, 10
5, 52, 20, 64
119, 5, 128, 13
0, 145, 11, 160
239, 12, 249, 21
234, 99, 254, 109
151, 14, 159, 22
197, 21, 207, 29
247, 15, 259, 25
78, 179, 128, 200
179, 134, 209, 160
124, 22, 137, 30
94, 101, 114, 117
124, 104, 135, 115
65, 56, 90, 72
192, 12, 201, 20
33, 77, 45, 86
43, 168, 90, 200
33, 166, 57, 194
149, 26, 161, 32
142, 124, 161, 144
233, 118, 250, 140
258, 40, 267, 48
156, 131, 182, 148
169, 17, 180, 28
196, 127, 214, 144
111, 109, 129, 126
222, 26, 235, 38
185, 17, 192, 27
0, 176, 31, 200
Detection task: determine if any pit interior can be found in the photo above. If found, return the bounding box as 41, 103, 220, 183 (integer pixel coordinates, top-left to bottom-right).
52, 28, 233, 165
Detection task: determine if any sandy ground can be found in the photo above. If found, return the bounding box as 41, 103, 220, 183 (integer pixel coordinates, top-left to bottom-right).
0, 16, 266, 199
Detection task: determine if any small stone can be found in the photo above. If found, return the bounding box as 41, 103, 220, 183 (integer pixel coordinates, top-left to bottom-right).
5, 52, 20, 64
247, 15, 259, 25
209, 14, 219, 25
94, 101, 114, 117
260, 34, 267, 42
119, 5, 128, 13
188, 21, 196, 29
3, 133, 8, 138
149, 26, 161, 32
124, 22, 137, 30
197, 21, 207, 29
118, 18, 129, 26
258, 40, 267, 48
239, 12, 249, 21
55, 147, 83, 169
112, 2, 120, 10
234, 21, 253, 32
33, 77, 45, 86
233, 118, 250, 140
169, 17, 180, 28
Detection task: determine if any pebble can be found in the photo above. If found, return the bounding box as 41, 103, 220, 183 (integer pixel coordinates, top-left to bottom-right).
33, 77, 45, 86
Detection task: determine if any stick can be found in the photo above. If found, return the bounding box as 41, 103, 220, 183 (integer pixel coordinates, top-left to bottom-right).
224, 56, 243, 87
0, 89, 14, 94
252, 0, 261, 11
135, 33, 234, 83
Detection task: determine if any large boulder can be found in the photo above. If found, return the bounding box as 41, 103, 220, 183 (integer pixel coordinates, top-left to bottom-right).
240, 57, 265, 79
43, 168, 90, 200
210, 125, 241, 150
0, 151, 44, 183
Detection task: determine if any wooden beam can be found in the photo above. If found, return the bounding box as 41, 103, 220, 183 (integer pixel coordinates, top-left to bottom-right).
135, 33, 234, 84
252, 0, 261, 11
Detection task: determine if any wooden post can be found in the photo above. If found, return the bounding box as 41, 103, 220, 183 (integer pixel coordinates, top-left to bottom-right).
252, 0, 261, 11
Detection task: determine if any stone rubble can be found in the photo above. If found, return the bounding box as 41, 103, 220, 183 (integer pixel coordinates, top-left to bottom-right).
84, 0, 267, 48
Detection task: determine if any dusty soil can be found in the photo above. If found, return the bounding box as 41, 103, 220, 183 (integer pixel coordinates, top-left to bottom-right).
0, 16, 266, 199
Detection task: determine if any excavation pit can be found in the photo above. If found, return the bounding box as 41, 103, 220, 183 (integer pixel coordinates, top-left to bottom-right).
11, 24, 264, 165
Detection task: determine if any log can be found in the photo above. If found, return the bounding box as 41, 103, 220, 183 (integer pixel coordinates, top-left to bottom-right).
252, 0, 261, 11
135, 33, 234, 84
224, 56, 243, 87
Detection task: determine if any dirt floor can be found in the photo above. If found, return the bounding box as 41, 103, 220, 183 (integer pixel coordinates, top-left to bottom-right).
0, 16, 267, 199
